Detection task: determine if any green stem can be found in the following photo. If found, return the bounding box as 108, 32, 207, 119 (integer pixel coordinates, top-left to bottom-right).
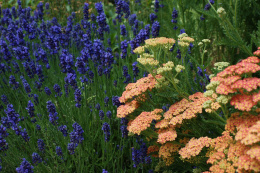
212, 111, 226, 124
201, 118, 226, 126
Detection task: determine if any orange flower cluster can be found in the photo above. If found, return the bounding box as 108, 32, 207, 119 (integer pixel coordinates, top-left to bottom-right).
211, 55, 260, 111
157, 127, 177, 144
204, 112, 260, 173
253, 47, 260, 57
127, 109, 163, 135
119, 74, 162, 103
169, 92, 210, 126
158, 142, 181, 166
225, 112, 260, 133
179, 137, 212, 159
116, 100, 139, 118
147, 145, 160, 157
144, 37, 176, 47
230, 94, 257, 112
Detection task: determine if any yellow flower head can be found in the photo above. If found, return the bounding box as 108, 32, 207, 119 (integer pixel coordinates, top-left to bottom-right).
133, 46, 145, 54
175, 65, 185, 73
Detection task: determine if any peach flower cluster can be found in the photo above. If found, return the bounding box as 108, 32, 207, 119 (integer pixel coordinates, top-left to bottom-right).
210, 55, 260, 111
253, 47, 260, 57
158, 142, 181, 166
157, 126, 177, 144
179, 137, 212, 159
204, 112, 260, 173
144, 37, 176, 47
119, 74, 162, 103
168, 92, 211, 126
127, 109, 163, 135
117, 100, 139, 118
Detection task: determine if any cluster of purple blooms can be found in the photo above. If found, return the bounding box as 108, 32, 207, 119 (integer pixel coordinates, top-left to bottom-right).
200, 0, 215, 20
102, 122, 110, 142
46, 101, 59, 125
16, 158, 34, 173
131, 138, 152, 168
0, 0, 167, 171
115, 0, 131, 22
172, 8, 178, 30
68, 122, 84, 154
1, 104, 30, 142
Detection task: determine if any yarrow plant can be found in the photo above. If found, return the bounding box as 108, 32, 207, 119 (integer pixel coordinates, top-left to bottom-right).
117, 35, 260, 172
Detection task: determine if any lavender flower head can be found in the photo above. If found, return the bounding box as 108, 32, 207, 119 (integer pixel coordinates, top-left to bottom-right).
106, 111, 112, 119
151, 21, 160, 38
44, 87, 52, 96
112, 96, 121, 107
102, 122, 110, 142
1, 95, 8, 105
53, 84, 62, 97
37, 139, 45, 152
32, 152, 42, 165
58, 125, 68, 137
46, 101, 58, 125
16, 158, 34, 173
74, 89, 82, 108
70, 122, 84, 144
26, 100, 35, 117
56, 146, 63, 157
99, 110, 105, 120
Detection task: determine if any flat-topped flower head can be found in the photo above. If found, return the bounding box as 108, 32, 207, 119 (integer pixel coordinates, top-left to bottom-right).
206, 81, 220, 90
179, 36, 195, 43
235, 61, 260, 74
159, 142, 180, 160
178, 33, 188, 39
147, 145, 160, 156
237, 155, 260, 172
239, 120, 260, 145
214, 62, 230, 71
164, 61, 174, 68
119, 74, 161, 103
202, 39, 211, 44
179, 137, 212, 159
225, 112, 260, 133
231, 77, 260, 92
156, 66, 172, 74
117, 100, 139, 118
246, 145, 260, 162
140, 53, 154, 58
144, 37, 175, 47
204, 90, 214, 97
155, 119, 170, 129
253, 47, 260, 57
127, 109, 162, 135
241, 56, 260, 63
178, 41, 190, 47
157, 127, 177, 144
133, 46, 145, 54
169, 92, 210, 126
163, 99, 190, 120
230, 94, 257, 112
252, 90, 260, 102
216, 95, 230, 104
175, 65, 185, 73
137, 57, 159, 66
217, 7, 226, 17
216, 83, 236, 95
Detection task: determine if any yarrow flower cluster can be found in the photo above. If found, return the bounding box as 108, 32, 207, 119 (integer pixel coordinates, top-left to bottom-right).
210, 56, 260, 111
127, 109, 162, 135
